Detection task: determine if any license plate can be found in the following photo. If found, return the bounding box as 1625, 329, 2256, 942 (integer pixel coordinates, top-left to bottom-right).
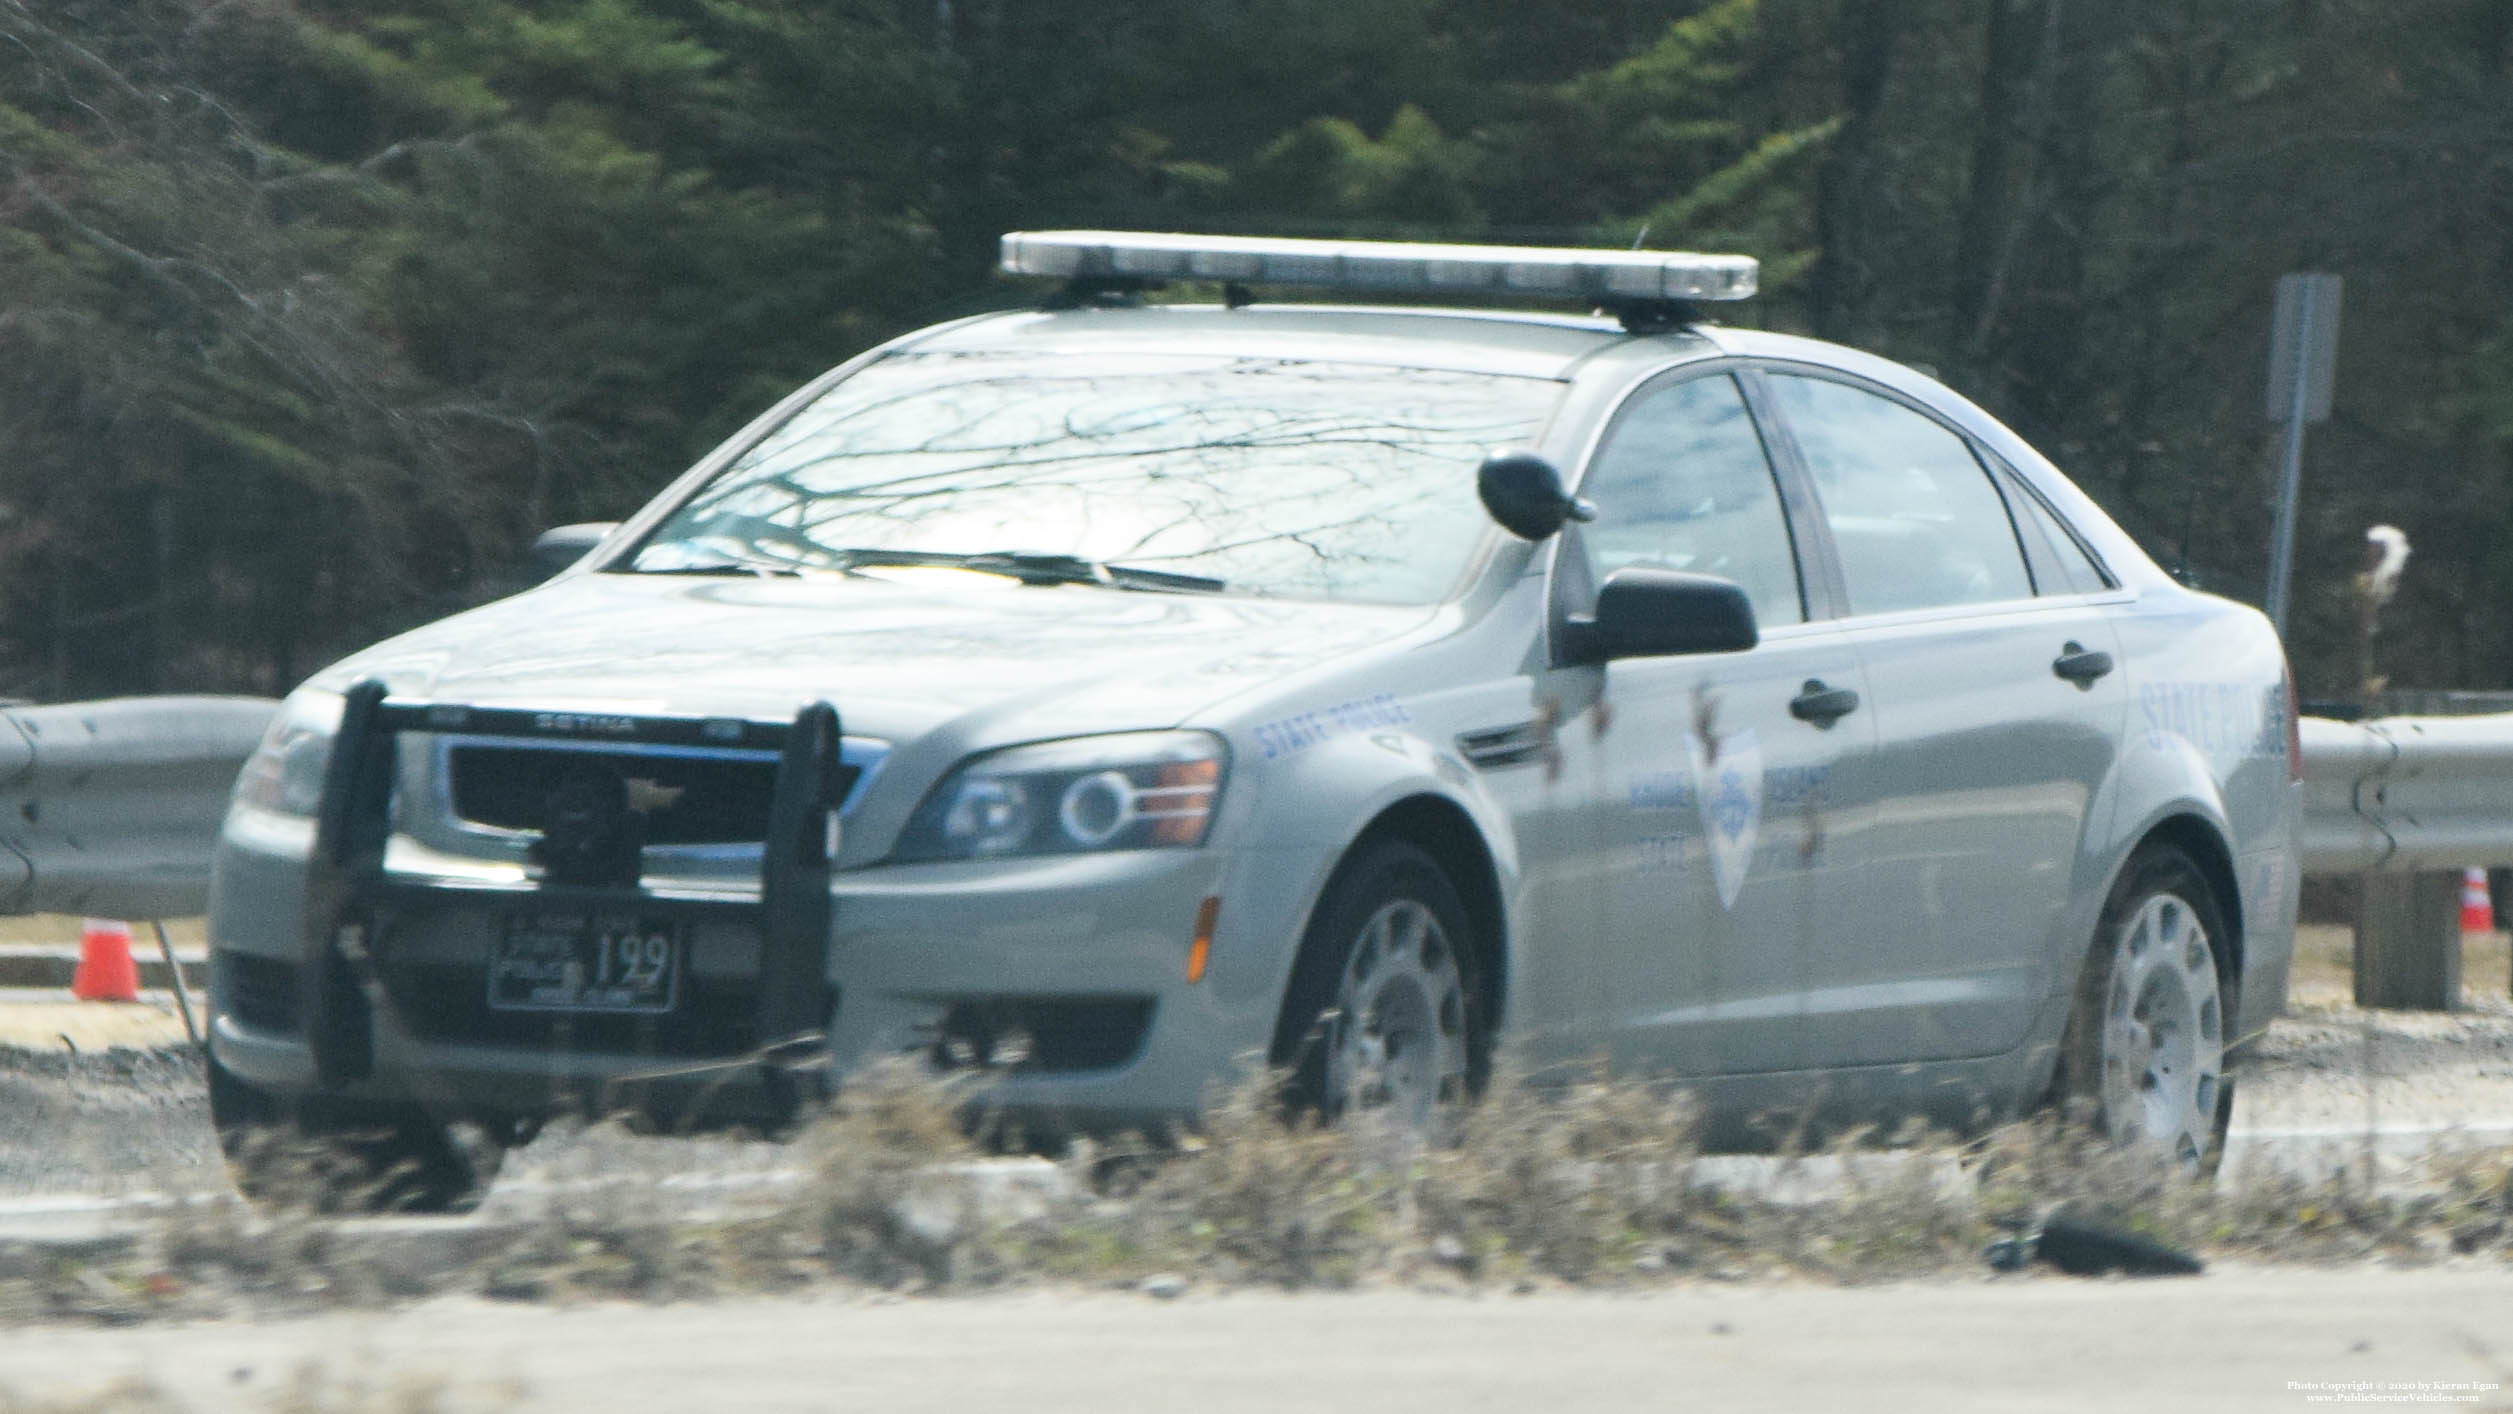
489, 911, 682, 1013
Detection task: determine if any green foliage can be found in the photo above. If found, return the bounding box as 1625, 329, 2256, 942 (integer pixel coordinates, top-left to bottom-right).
1238, 106, 1483, 227
0, 0, 2504, 696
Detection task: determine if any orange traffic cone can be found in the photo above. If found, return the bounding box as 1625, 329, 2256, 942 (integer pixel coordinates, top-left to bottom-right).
2463, 869, 2496, 937
71, 918, 140, 1003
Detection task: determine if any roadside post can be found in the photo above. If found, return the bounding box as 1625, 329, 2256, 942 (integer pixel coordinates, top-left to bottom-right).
2262, 271, 2341, 637
2355, 873, 2462, 1010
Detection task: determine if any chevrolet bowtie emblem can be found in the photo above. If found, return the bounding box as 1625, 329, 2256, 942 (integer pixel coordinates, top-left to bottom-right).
623, 777, 685, 813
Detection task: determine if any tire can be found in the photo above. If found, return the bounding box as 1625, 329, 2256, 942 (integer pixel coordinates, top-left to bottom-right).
207, 1047, 500, 1214
2058, 844, 2234, 1173
1272, 838, 1487, 1127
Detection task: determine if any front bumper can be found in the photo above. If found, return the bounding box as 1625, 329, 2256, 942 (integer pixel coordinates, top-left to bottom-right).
210, 739, 1313, 1134
209, 684, 1328, 1133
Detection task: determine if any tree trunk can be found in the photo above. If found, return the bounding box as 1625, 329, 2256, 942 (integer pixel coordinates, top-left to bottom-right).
1807, 0, 1904, 345
1951, 0, 2048, 379
2110, 0, 2213, 521
2004, 0, 2121, 439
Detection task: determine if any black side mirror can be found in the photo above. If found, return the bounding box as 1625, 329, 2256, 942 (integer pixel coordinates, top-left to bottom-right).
1564, 568, 1758, 662
1477, 449, 1597, 541
530, 522, 619, 581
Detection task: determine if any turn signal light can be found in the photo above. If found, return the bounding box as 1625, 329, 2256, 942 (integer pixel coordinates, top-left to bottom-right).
1186, 896, 1221, 984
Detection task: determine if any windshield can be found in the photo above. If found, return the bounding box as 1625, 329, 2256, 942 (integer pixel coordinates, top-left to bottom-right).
627, 348, 1566, 604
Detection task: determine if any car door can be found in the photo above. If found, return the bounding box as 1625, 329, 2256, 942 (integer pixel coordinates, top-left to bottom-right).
1551, 367, 1875, 1078
1760, 369, 2128, 1070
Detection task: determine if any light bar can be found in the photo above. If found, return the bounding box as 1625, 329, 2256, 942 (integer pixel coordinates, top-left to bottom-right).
1001, 230, 1758, 304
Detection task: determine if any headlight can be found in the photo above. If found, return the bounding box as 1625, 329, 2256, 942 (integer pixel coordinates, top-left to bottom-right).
233, 688, 345, 819
892, 731, 1226, 862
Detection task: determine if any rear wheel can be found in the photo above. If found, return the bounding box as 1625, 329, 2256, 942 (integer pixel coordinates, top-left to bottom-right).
1274, 838, 1486, 1129
207, 1047, 501, 1214
2058, 845, 2233, 1172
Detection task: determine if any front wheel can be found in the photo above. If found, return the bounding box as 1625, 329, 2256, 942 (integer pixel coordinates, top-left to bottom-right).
208, 1047, 501, 1214
2058, 845, 2233, 1173
1273, 838, 1487, 1130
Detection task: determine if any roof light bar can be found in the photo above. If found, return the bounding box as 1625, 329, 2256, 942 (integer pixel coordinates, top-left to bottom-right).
1001, 231, 1758, 304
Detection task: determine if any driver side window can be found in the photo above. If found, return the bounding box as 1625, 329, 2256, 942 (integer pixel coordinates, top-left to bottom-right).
1577, 372, 1805, 628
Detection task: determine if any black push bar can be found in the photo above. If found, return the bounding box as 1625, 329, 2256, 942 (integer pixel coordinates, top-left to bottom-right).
299, 680, 845, 1091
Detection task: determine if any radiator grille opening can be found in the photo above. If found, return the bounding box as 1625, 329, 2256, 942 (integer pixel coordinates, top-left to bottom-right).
446, 744, 852, 846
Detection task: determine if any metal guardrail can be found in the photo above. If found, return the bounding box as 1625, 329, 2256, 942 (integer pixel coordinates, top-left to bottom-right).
2301, 712, 2513, 874
0, 696, 277, 919
0, 693, 2488, 926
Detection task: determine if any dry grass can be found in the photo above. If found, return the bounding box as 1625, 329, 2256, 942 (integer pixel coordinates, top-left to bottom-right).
3, 1055, 2512, 1329
0, 910, 2478, 1319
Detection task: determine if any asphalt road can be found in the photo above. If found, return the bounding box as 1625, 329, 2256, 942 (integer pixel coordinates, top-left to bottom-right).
0, 1266, 2507, 1412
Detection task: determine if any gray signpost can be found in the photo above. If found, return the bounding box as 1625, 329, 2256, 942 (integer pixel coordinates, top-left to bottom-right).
2262, 272, 2343, 636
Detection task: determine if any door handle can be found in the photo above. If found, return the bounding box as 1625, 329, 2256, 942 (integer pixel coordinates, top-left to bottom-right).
2052, 641, 2115, 687
1789, 679, 1861, 727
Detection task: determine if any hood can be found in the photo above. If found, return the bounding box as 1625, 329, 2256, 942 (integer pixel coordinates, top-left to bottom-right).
310, 569, 1441, 741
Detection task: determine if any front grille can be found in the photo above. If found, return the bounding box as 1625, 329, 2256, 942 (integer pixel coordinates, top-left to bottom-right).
215, 952, 301, 1035
446, 743, 855, 846
380, 959, 828, 1060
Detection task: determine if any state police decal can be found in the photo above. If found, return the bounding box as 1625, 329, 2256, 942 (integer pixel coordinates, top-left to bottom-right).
1686, 727, 1762, 910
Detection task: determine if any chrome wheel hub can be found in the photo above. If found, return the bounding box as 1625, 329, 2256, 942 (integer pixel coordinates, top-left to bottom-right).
1324, 899, 1468, 1129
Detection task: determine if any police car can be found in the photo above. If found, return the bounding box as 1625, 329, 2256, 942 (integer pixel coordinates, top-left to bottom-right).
205, 231, 2301, 1208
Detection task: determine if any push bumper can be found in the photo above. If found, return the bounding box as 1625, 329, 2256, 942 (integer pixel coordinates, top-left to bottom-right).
207, 684, 1313, 1132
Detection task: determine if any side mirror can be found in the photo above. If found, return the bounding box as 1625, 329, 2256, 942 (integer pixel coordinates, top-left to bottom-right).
1565, 568, 1758, 662
1477, 449, 1596, 541
530, 522, 619, 582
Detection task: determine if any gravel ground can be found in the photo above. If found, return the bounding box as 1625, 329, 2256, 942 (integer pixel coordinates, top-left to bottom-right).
0, 1045, 216, 1197
2238, 923, 2513, 1132
2241, 997, 2513, 1131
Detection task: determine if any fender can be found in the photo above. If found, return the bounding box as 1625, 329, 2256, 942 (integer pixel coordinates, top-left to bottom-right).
2097, 729, 2238, 887
1229, 721, 1523, 1027
2043, 725, 2238, 1025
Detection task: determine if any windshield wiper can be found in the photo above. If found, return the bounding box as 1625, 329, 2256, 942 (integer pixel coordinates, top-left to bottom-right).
633, 546, 1224, 592
827, 548, 1225, 593
633, 558, 806, 578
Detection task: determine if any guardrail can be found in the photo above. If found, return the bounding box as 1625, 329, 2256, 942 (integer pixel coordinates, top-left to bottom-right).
2299, 710, 2513, 1008
2301, 712, 2513, 873
0, 696, 2490, 992
0, 696, 276, 919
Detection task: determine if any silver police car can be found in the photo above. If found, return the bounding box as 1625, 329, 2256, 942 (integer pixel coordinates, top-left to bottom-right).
206, 232, 2300, 1208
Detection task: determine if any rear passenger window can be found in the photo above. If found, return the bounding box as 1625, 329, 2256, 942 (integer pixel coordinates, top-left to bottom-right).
1767, 373, 2033, 616
2013, 483, 2114, 594
1577, 372, 1804, 628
